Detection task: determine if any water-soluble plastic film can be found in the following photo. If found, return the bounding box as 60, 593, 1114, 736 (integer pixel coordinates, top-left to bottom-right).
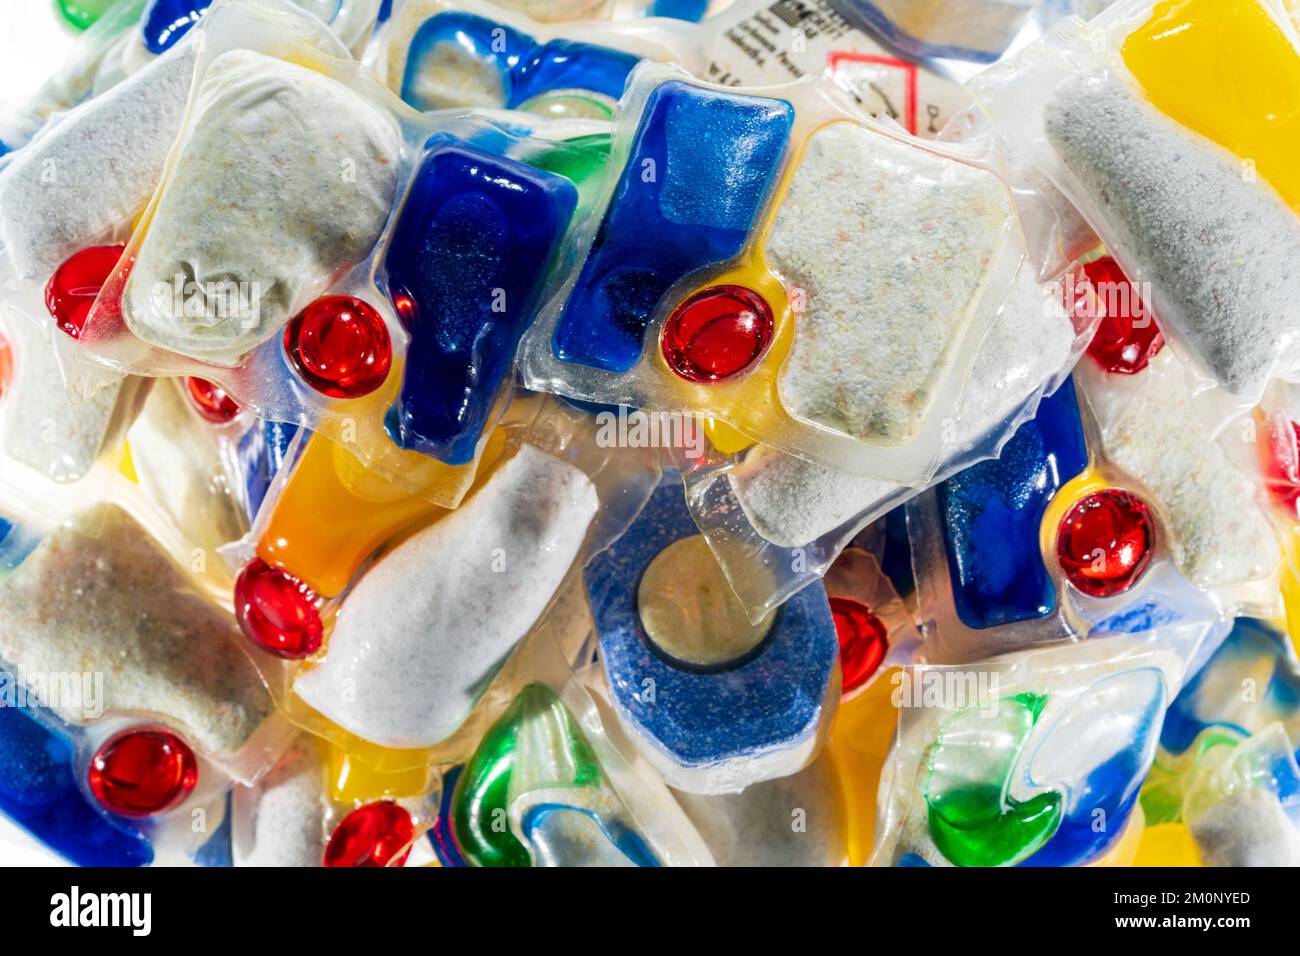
583, 468, 841, 794
836, 0, 1042, 64
519, 61, 1029, 485
224, 396, 661, 777
1140, 618, 1300, 866
871, 633, 1196, 867
428, 635, 721, 867
64, 0, 617, 508
0, 501, 295, 784
967, 0, 1300, 433
370, 0, 707, 117
0, 295, 145, 486
676, 258, 1090, 619
697, 0, 972, 138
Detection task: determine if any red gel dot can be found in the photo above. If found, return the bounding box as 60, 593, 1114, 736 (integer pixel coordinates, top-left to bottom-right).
44, 243, 125, 339
0, 333, 11, 400
284, 296, 392, 399
1057, 489, 1155, 598
661, 285, 773, 383
234, 558, 323, 660
186, 377, 240, 424
88, 729, 198, 817
324, 802, 414, 868
1261, 418, 1300, 518
829, 596, 889, 693
1081, 257, 1164, 375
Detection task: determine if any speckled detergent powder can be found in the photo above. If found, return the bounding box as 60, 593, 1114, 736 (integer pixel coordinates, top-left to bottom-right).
0, 44, 197, 280
0, 504, 274, 759
293, 445, 599, 748
769, 121, 1016, 447
730, 264, 1075, 548
0, 311, 122, 482
123, 50, 401, 366
1103, 354, 1279, 590
232, 738, 328, 867
1045, 73, 1300, 398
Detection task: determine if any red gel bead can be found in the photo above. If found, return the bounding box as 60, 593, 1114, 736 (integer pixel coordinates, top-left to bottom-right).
284, 296, 392, 398
1082, 257, 1164, 375
324, 802, 414, 868
0, 333, 11, 399
88, 729, 198, 817
1057, 489, 1155, 598
234, 558, 323, 660
829, 596, 889, 693
661, 285, 773, 383
44, 243, 125, 339
1261, 419, 1300, 518
186, 377, 240, 424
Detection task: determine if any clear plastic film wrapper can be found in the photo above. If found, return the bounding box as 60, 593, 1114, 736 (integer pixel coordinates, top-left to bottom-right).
0, 498, 297, 866
224, 396, 661, 780
967, 0, 1300, 434
673, 258, 1091, 620
369, 0, 708, 118
872, 633, 1202, 867
63, 0, 616, 508
1139, 619, 1300, 867
520, 61, 1033, 485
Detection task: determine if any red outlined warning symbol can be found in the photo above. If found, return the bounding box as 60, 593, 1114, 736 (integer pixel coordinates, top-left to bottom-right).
827, 51, 919, 134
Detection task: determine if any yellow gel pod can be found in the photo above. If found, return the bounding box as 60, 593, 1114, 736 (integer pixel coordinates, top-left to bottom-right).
1133, 821, 1205, 867
1122, 0, 1300, 212
327, 742, 434, 803
827, 667, 901, 866
117, 441, 138, 483
704, 417, 755, 457
1038, 466, 1110, 561
257, 434, 443, 597
256, 427, 506, 597
1278, 529, 1300, 656
1085, 802, 1145, 866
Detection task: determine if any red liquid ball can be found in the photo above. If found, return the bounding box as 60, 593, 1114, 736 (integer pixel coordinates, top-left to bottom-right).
186, 377, 240, 424
661, 285, 773, 383
324, 802, 414, 868
0, 333, 11, 399
44, 243, 125, 339
1261, 418, 1300, 519
88, 729, 198, 817
1057, 489, 1155, 598
284, 296, 392, 399
1081, 257, 1164, 375
234, 558, 324, 660
829, 596, 889, 693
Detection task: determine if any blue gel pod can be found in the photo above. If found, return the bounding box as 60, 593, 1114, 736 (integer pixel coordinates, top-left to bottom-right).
401, 13, 640, 113
237, 421, 300, 522
551, 81, 793, 372
140, 0, 210, 55
650, 0, 710, 21
1021, 669, 1166, 866
936, 382, 1087, 630
428, 765, 470, 868
1160, 619, 1300, 757
519, 804, 660, 867
383, 137, 577, 465
401, 13, 531, 111
0, 692, 152, 866
193, 793, 233, 867
586, 476, 838, 785
511, 40, 640, 107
